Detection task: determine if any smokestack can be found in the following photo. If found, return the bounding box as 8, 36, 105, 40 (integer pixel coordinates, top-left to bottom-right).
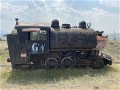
15, 18, 19, 25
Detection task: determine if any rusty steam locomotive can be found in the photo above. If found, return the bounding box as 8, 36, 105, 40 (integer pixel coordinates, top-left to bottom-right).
6, 18, 112, 69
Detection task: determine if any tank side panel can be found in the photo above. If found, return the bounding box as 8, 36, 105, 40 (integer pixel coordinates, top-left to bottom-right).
50, 28, 97, 50
71, 28, 97, 48
50, 28, 69, 49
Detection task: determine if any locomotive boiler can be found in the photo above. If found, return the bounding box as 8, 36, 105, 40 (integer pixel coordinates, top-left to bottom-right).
6, 18, 112, 69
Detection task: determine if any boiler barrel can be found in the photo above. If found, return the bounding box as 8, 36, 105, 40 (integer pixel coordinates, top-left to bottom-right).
50, 28, 97, 50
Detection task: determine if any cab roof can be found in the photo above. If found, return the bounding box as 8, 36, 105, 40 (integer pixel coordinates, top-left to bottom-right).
15, 22, 50, 29
17, 22, 50, 26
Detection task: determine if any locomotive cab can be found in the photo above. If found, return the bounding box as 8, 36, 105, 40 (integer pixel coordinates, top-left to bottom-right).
6, 19, 51, 69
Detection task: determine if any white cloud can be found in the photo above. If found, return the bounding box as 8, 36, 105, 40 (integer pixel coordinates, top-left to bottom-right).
0, 0, 119, 34
98, 0, 119, 8
0, 2, 28, 14
78, 7, 119, 33
79, 7, 114, 19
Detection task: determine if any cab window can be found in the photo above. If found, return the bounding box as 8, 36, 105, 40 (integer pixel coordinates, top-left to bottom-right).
30, 30, 47, 40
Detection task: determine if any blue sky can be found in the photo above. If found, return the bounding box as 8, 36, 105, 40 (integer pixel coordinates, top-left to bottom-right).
0, 0, 119, 34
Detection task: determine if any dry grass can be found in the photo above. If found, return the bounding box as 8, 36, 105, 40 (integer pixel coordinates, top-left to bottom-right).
0, 40, 120, 90
101, 40, 120, 63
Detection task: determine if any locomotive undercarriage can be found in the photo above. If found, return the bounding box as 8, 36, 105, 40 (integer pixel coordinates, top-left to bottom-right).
28, 50, 112, 69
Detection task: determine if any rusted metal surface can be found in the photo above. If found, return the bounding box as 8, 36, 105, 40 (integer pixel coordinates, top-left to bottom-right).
50, 27, 97, 50
18, 22, 50, 26
96, 36, 108, 50
22, 28, 40, 32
